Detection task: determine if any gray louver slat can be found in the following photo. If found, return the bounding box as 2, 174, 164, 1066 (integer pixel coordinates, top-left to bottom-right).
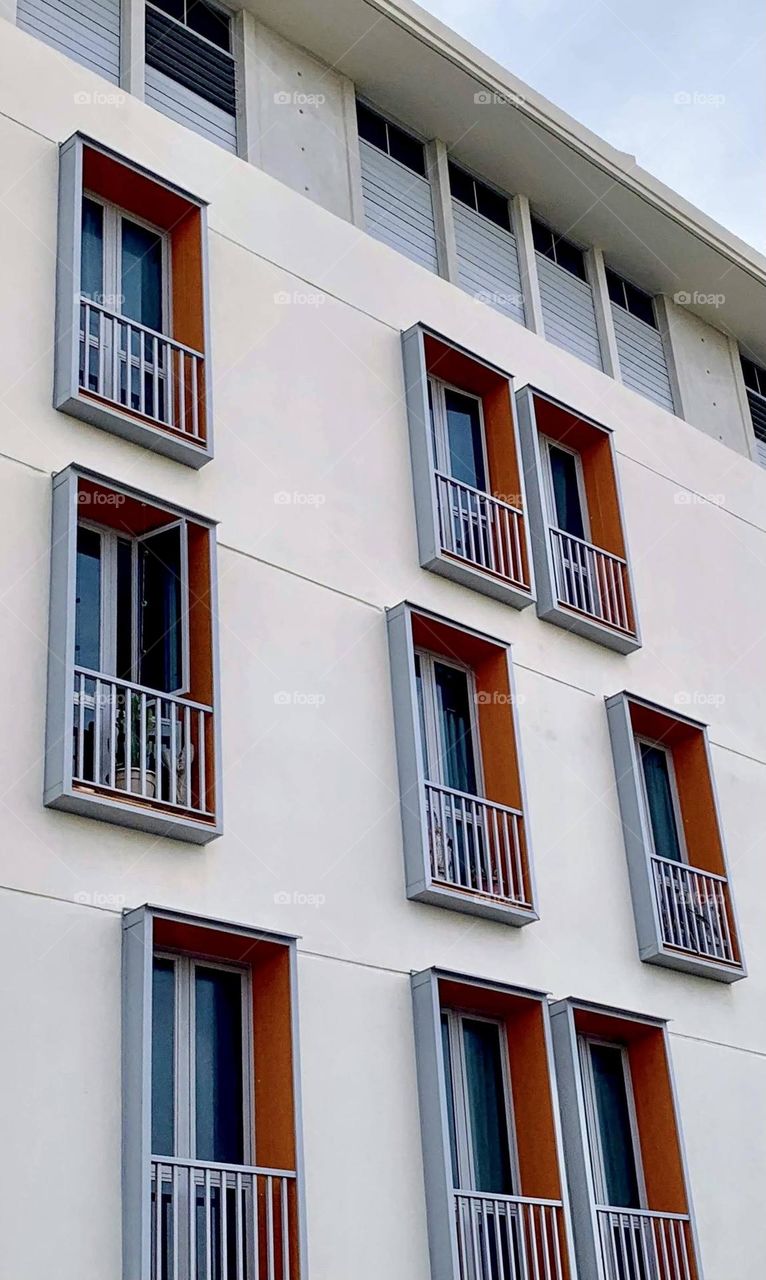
612, 306, 674, 411
17, 0, 120, 82
145, 6, 236, 116
535, 253, 602, 369
452, 201, 525, 325
144, 67, 237, 153
360, 141, 438, 274
746, 390, 766, 467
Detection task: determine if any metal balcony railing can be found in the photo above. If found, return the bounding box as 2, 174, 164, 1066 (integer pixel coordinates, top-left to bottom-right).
651, 856, 739, 966
596, 1206, 694, 1280
151, 1157, 296, 1280
425, 782, 530, 909
435, 472, 528, 588
79, 299, 205, 442
72, 667, 213, 817
549, 527, 633, 634
453, 1190, 566, 1280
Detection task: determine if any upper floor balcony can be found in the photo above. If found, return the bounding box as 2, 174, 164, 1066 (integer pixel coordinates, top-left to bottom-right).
55, 134, 213, 467
402, 324, 534, 611
388, 604, 537, 925
516, 387, 640, 653
607, 692, 745, 982
44, 466, 222, 842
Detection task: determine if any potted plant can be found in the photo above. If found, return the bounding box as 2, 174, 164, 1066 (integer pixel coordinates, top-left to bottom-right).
115, 694, 157, 798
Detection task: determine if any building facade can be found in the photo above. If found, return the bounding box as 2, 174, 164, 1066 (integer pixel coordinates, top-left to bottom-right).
0, 0, 765, 1276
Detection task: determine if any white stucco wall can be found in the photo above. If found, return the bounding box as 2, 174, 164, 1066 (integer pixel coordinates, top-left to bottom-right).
0, 17, 765, 1278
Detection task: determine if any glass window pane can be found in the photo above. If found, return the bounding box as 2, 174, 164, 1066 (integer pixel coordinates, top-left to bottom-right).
590, 1044, 641, 1209
475, 181, 510, 232
448, 162, 476, 210
152, 0, 186, 20
605, 268, 625, 309
441, 1015, 460, 1188
121, 218, 164, 332
356, 101, 388, 151
194, 967, 245, 1164
624, 280, 657, 328
444, 389, 486, 490
139, 525, 183, 693
741, 358, 758, 393
388, 122, 426, 176
549, 446, 585, 539
531, 218, 554, 257
152, 958, 176, 1157
186, 0, 230, 50
81, 197, 104, 303
462, 1019, 513, 1194
554, 236, 587, 281
75, 526, 101, 671
116, 538, 134, 682
640, 744, 683, 862
433, 662, 477, 795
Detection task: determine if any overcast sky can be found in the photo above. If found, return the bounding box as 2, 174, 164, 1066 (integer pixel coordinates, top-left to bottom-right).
418, 0, 766, 253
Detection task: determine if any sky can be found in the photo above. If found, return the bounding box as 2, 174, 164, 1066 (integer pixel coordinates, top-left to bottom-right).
417, 0, 766, 253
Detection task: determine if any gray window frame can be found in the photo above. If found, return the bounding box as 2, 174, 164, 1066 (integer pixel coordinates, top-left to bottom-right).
123, 906, 307, 1280
387, 600, 538, 926
515, 384, 641, 654
44, 462, 223, 843
402, 322, 535, 610
605, 690, 745, 982
55, 132, 214, 468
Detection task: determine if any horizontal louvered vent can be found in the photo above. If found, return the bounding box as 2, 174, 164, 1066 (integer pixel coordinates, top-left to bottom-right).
145, 5, 236, 116
612, 307, 674, 411
452, 201, 525, 325
145, 67, 237, 152
17, 0, 120, 82
536, 254, 602, 370
747, 391, 766, 467
359, 141, 438, 274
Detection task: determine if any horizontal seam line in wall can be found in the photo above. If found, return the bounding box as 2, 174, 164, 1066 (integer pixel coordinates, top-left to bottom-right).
615, 449, 766, 534
5, 885, 766, 1060
217, 541, 383, 610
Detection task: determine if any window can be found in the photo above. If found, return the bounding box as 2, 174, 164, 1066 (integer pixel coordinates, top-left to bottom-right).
152, 954, 250, 1166
388, 604, 536, 923
144, 0, 237, 152
150, 0, 231, 51
413, 971, 574, 1280
402, 325, 533, 605
45, 466, 221, 842
607, 692, 745, 979
123, 908, 304, 1280
429, 380, 488, 491
541, 438, 588, 541
56, 135, 213, 465
605, 269, 657, 329
531, 217, 587, 281
741, 356, 766, 464
356, 100, 427, 176
448, 162, 511, 231
415, 651, 482, 796
516, 387, 640, 651
636, 739, 684, 864
579, 1038, 643, 1210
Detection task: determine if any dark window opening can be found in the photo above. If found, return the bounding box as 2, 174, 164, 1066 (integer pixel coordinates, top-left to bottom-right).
531, 217, 587, 281
448, 162, 511, 232
355, 100, 426, 176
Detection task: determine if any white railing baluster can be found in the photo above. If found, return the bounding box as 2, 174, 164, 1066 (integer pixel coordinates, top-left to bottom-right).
651, 854, 738, 965
549, 527, 633, 634
452, 1193, 566, 1280
595, 1206, 695, 1280
434, 471, 529, 589
71, 666, 213, 819
424, 782, 529, 909
76, 298, 205, 443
